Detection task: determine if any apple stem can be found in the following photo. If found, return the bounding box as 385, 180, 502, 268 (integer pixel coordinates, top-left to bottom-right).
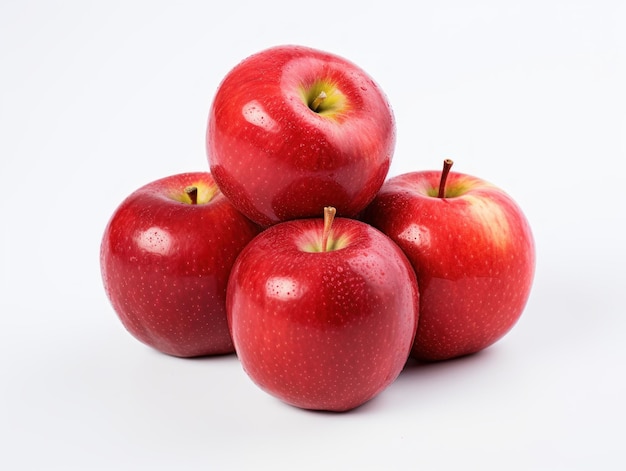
321, 206, 337, 252
310, 91, 327, 112
185, 186, 198, 205
437, 159, 454, 199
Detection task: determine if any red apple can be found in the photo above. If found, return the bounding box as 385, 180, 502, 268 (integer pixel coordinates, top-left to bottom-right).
206, 45, 395, 227
362, 160, 535, 361
100, 172, 261, 357
227, 207, 418, 411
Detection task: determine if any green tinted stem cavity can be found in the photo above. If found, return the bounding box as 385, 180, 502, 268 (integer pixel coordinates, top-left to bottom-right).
303, 82, 346, 116
438, 159, 454, 199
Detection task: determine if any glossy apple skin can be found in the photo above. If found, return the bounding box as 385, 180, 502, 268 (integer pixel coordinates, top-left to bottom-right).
207, 45, 395, 227
227, 217, 418, 411
100, 172, 261, 357
362, 171, 535, 361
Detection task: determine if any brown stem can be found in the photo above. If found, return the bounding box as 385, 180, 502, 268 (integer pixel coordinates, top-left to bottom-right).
321, 206, 337, 252
437, 159, 454, 198
185, 186, 198, 205
310, 91, 327, 112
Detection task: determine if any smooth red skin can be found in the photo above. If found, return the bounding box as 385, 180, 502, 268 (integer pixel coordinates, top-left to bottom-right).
362, 171, 535, 361
227, 218, 418, 412
100, 172, 261, 357
207, 45, 395, 227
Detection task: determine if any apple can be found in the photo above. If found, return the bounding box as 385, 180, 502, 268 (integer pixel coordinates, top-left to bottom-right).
362, 160, 535, 361
206, 44, 395, 227
100, 172, 261, 357
227, 207, 419, 411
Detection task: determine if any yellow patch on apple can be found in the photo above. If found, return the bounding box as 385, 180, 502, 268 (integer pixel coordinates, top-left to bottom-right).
465, 195, 511, 247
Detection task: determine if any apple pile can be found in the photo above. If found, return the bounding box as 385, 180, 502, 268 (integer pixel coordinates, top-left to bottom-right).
100, 45, 535, 412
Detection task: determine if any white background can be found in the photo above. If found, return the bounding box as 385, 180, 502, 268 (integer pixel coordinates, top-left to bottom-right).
1, 1, 625, 470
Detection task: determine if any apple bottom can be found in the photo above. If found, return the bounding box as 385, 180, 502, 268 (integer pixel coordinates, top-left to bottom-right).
410, 274, 533, 361
235, 302, 412, 412
108, 264, 236, 357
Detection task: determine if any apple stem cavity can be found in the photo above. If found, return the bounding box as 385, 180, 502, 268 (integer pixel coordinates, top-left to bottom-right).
310, 91, 327, 112
437, 159, 454, 199
321, 206, 337, 252
185, 186, 199, 205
